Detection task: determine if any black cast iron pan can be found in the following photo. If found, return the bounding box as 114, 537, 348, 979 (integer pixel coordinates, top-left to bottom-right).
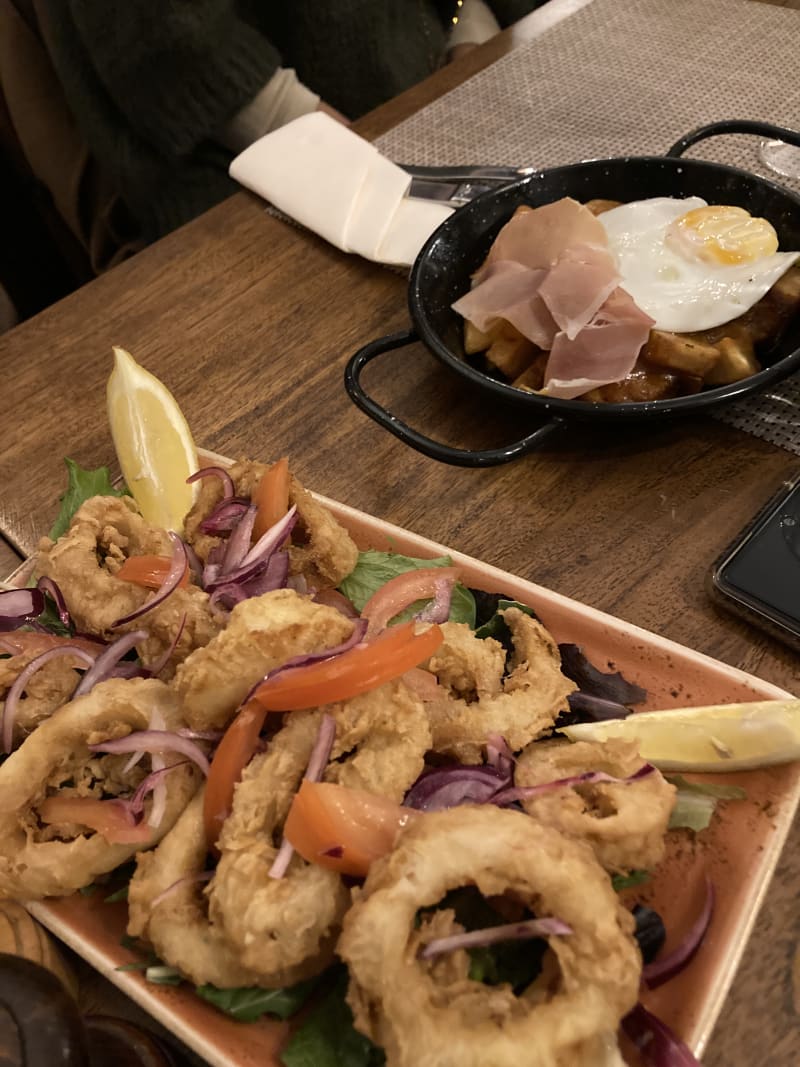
345, 120, 800, 467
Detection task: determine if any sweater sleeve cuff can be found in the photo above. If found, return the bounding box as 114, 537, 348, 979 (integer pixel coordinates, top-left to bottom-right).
219, 68, 320, 152
449, 0, 501, 47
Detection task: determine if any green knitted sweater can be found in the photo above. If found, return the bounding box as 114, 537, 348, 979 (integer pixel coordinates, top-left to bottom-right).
43, 1, 542, 241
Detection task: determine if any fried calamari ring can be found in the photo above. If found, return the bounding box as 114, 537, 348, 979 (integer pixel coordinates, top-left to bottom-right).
514, 739, 676, 873
338, 807, 640, 1067
208, 711, 350, 987
0, 651, 81, 746
0, 679, 199, 898
36, 496, 220, 673
424, 609, 576, 763
171, 589, 356, 731
127, 789, 263, 989
183, 458, 358, 588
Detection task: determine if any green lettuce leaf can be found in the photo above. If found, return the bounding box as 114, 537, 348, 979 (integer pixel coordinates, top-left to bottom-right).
611, 870, 650, 892
338, 550, 475, 628
474, 598, 536, 643
49, 458, 128, 540
196, 978, 319, 1023
667, 777, 746, 833
280, 969, 384, 1067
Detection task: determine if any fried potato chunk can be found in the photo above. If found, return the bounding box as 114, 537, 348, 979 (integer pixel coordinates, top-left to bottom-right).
0, 679, 199, 899
339, 807, 640, 1067
515, 739, 676, 873
423, 609, 575, 762
36, 496, 220, 675
171, 589, 355, 731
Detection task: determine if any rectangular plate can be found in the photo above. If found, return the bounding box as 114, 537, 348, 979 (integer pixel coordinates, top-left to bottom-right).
12, 471, 800, 1066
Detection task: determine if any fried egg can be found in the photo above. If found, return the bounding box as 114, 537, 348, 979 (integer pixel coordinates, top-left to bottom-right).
599, 197, 799, 332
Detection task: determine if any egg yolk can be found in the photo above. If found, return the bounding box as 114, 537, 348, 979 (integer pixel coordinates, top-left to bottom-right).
667, 205, 779, 265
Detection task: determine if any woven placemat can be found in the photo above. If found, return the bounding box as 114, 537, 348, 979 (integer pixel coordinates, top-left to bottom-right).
375, 0, 800, 454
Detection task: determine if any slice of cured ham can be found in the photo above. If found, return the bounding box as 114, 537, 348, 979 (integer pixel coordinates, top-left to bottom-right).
452, 198, 656, 399
540, 288, 655, 400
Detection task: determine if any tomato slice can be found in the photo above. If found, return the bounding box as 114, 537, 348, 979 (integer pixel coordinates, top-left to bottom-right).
203, 700, 265, 848
284, 780, 420, 877
251, 621, 443, 712
361, 567, 460, 634
252, 456, 290, 541
38, 796, 152, 845
116, 555, 189, 590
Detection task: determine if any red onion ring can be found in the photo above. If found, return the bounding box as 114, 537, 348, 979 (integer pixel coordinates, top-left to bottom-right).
420, 917, 572, 959
0, 588, 46, 632
643, 876, 715, 989
151, 871, 214, 910
206, 506, 296, 592
112, 533, 189, 627
414, 577, 454, 625
198, 498, 251, 535
143, 614, 186, 678
2, 644, 95, 752
490, 763, 656, 806
35, 577, 71, 627
88, 730, 210, 776
219, 504, 257, 575
622, 1003, 701, 1065
73, 630, 149, 698
256, 617, 368, 692
186, 466, 235, 500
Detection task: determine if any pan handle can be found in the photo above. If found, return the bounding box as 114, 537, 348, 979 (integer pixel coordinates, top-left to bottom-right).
344, 329, 565, 468
666, 120, 800, 158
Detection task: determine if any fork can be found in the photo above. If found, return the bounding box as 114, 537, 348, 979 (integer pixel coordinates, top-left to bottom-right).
399, 163, 536, 205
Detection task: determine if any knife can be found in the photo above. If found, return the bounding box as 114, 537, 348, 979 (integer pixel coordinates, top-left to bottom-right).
400, 163, 536, 205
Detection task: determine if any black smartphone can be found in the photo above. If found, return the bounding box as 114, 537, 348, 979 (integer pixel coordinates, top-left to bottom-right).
709, 474, 800, 652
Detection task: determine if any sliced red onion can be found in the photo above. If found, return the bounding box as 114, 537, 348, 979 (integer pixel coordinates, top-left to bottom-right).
312, 588, 359, 618
0, 588, 45, 631
415, 577, 454, 624
199, 498, 251, 534
486, 733, 515, 777
404, 766, 509, 812
491, 763, 656, 807
88, 731, 210, 775
143, 614, 186, 678
112, 533, 188, 627
73, 630, 149, 698
177, 728, 224, 742
185, 543, 203, 581
208, 551, 289, 611
2, 645, 95, 752
121, 762, 188, 819
643, 877, 714, 989
286, 574, 309, 596
420, 917, 572, 959
151, 871, 214, 911
239, 506, 297, 572
622, 1004, 701, 1066
36, 577, 71, 627
258, 617, 368, 690
187, 466, 235, 501
220, 504, 257, 575
147, 707, 168, 830
269, 713, 337, 880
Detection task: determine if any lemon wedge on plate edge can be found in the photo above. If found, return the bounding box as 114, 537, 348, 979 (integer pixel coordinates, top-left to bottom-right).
106, 346, 198, 533
561, 699, 800, 772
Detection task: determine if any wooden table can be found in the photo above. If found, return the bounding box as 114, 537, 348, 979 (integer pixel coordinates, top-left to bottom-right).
1, 1, 799, 1063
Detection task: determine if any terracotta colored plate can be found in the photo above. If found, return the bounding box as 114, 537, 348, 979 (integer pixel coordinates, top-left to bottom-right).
13, 470, 800, 1066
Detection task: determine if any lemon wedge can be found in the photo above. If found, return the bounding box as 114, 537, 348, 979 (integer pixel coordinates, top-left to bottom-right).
106, 346, 198, 532
561, 699, 800, 772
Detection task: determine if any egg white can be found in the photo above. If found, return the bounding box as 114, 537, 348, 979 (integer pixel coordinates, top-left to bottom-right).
599, 197, 799, 332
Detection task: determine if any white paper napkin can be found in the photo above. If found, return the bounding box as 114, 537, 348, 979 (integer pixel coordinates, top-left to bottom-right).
229, 112, 454, 267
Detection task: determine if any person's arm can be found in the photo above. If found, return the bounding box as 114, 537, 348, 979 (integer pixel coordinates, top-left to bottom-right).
66, 0, 281, 156
449, 0, 501, 48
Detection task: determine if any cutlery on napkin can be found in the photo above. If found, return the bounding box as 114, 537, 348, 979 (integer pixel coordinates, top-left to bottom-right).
229, 111, 455, 267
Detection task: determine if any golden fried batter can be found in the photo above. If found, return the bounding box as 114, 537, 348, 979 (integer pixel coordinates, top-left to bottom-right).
183, 458, 358, 589
208, 711, 350, 986
424, 609, 575, 762
171, 589, 356, 731
339, 806, 640, 1067
0, 679, 199, 898
515, 739, 676, 873
36, 496, 220, 675
128, 789, 265, 989
0, 651, 81, 746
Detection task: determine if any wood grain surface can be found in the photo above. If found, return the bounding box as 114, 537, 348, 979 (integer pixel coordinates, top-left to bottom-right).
0, 0, 798, 1063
